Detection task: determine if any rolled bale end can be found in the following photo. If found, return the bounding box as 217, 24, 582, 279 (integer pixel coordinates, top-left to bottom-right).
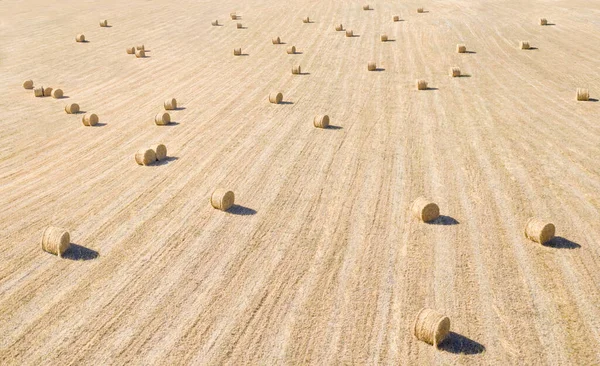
272, 37, 281, 44
368, 62, 377, 71
292, 65, 301, 74
381, 34, 388, 42
520, 41, 530, 50
211, 189, 235, 211
135, 49, 146, 58
335, 24, 343, 31
76, 34, 85, 42
313, 115, 330, 129
65, 103, 80, 114
412, 197, 439, 222
82, 113, 99, 126
211, 20, 219, 26
41, 226, 71, 257
524, 218, 555, 244
155, 112, 171, 125
363, 5, 370, 10
457, 44, 466, 53
99, 20, 108, 27
393, 15, 400, 22
136, 45, 145, 51
233, 48, 242, 56
34, 87, 44, 97
345, 29, 354, 37
23, 80, 34, 89
164, 98, 177, 110
269, 92, 283, 104
230, 13, 237, 20
155, 144, 167, 161
51, 89, 64, 99
287, 46, 296, 54
450, 67, 461, 77
416, 79, 428, 90
43, 87, 53, 97
237, 23, 243, 29
126, 46, 135, 54
417, 8, 424, 13
303, 17, 310, 23
540, 18, 548, 26
576, 88, 589, 101
413, 308, 451, 347
135, 149, 157, 166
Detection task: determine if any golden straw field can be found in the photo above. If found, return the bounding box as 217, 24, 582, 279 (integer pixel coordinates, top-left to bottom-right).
1, 0, 599, 364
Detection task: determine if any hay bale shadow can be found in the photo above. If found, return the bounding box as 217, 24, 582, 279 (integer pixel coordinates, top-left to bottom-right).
226, 204, 257, 216
326, 125, 343, 130
543, 236, 581, 249
279, 101, 294, 105
155, 156, 178, 166
62, 244, 98, 261
439, 332, 485, 354
587, 98, 598, 102
427, 215, 459, 225
374, 68, 385, 72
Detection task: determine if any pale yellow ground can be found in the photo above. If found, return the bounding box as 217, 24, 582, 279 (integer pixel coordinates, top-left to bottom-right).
1, 0, 599, 364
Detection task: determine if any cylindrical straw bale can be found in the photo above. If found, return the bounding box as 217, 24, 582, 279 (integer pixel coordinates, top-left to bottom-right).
212, 20, 219, 26
155, 112, 171, 125
303, 17, 310, 23
393, 15, 400, 22
345, 29, 354, 37
417, 8, 424, 13
313, 115, 329, 128
524, 218, 555, 244
287, 46, 296, 54
76, 34, 85, 42
335, 24, 343, 31
412, 197, 439, 222
155, 144, 167, 161
292, 65, 301, 74
413, 308, 451, 347
272, 37, 281, 44
34, 87, 44, 97
368, 62, 376, 71
416, 79, 428, 90
41, 226, 71, 257
65, 103, 80, 114
230, 13, 237, 20
540, 18, 547, 26
381, 34, 388, 42
237, 23, 243, 29
82, 113, 99, 126
520, 41, 530, 50
135, 149, 157, 166
136, 45, 145, 50
126, 46, 135, 54
23, 80, 34, 89
164, 98, 177, 110
135, 49, 146, 58
99, 19, 108, 27
51, 89, 64, 98
457, 44, 466, 53
211, 189, 235, 211
233, 48, 242, 55
269, 92, 283, 104
363, 5, 370, 10
450, 67, 461, 77
576, 88, 589, 101
43, 87, 53, 97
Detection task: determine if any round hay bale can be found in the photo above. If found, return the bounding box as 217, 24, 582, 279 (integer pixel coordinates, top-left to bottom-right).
393, 15, 400, 22
335, 24, 343, 31
164, 98, 177, 110
576, 88, 589, 101
450, 67, 461, 77
287, 46, 296, 54
540, 18, 548, 26
417, 8, 424, 13
269, 92, 283, 104
416, 79, 428, 91
520, 41, 530, 50
345, 29, 354, 37
368, 62, 376, 71
126, 46, 135, 54
381, 34, 388, 42
272, 37, 281, 44
413, 308, 450, 347
82, 113, 99, 126
363, 5, 370, 10
155, 112, 171, 125
457, 44, 466, 53
76, 34, 85, 42
99, 19, 108, 27
233, 48, 242, 56
43, 87, 53, 97
34, 87, 44, 97
230, 13, 237, 20
136, 45, 145, 50
292, 65, 301, 74
237, 23, 243, 29
135, 49, 146, 58
212, 20, 219, 26
211, 189, 235, 211
41, 226, 71, 257
155, 144, 167, 161
313, 115, 329, 128
303, 17, 310, 23
51, 89, 63, 99
23, 80, 34, 89
65, 103, 80, 114
524, 218, 555, 244
135, 149, 157, 166
411, 197, 439, 222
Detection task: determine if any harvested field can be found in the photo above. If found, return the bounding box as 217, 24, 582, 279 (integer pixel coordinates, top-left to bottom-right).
1, 0, 600, 365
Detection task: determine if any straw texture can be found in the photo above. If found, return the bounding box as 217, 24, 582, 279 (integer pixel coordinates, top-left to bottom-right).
524, 218, 555, 244
211, 189, 235, 211
41, 226, 71, 257
413, 308, 451, 347
411, 197, 439, 222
